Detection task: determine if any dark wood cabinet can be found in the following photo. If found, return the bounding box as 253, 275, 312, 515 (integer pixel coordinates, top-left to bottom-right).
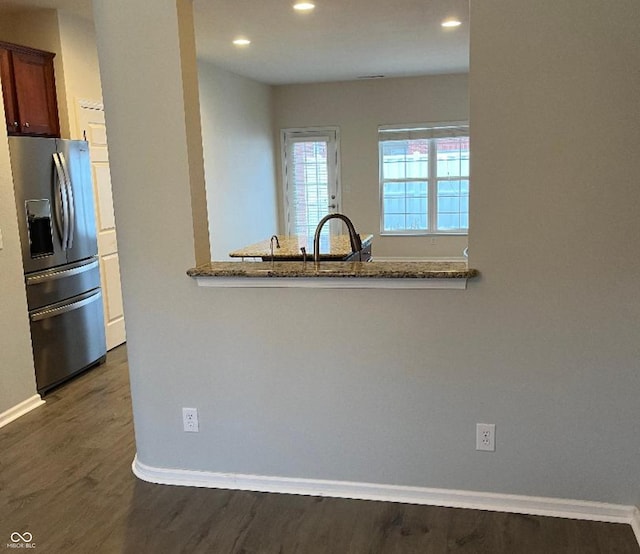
0, 41, 60, 137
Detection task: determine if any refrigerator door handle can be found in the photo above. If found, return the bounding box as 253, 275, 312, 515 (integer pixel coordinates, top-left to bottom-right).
26, 259, 100, 285
30, 290, 102, 322
58, 152, 75, 250
52, 152, 69, 249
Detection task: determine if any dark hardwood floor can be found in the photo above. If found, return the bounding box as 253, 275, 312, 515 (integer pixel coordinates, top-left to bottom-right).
1, 345, 638, 553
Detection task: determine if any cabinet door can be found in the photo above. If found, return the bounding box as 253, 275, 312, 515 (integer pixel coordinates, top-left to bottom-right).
12, 49, 60, 137
0, 48, 19, 134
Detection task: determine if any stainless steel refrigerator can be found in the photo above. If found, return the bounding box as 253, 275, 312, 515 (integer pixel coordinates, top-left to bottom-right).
8, 136, 107, 394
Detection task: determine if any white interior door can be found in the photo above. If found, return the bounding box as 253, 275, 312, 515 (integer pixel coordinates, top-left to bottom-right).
77, 101, 126, 350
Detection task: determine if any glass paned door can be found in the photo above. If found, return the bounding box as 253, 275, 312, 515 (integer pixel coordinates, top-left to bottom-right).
282, 128, 340, 241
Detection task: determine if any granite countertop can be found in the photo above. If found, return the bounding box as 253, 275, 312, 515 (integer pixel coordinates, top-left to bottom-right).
188, 260, 478, 280
229, 234, 374, 260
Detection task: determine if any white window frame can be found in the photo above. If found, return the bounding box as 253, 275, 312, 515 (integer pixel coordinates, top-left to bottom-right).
378, 122, 469, 236
281, 127, 341, 236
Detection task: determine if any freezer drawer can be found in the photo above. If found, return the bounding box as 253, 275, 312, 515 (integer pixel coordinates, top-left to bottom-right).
30, 289, 106, 393
25, 257, 101, 311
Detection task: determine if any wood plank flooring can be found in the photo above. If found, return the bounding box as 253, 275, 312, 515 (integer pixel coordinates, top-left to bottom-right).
1, 345, 638, 553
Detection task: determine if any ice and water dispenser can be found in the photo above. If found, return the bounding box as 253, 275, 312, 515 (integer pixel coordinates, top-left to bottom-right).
25, 199, 54, 258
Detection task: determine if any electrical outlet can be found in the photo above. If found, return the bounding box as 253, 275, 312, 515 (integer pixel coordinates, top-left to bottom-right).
476, 423, 495, 451
182, 407, 199, 433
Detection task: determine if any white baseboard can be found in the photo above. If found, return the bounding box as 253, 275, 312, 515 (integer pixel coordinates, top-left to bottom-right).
133, 455, 639, 547
631, 507, 640, 547
0, 395, 45, 429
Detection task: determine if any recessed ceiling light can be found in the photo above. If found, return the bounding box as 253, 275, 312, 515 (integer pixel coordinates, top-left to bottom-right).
441, 19, 462, 28
293, 2, 315, 11
232, 38, 251, 46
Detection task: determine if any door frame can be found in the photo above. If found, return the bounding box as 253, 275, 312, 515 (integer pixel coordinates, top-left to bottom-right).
280, 126, 341, 237
75, 98, 126, 350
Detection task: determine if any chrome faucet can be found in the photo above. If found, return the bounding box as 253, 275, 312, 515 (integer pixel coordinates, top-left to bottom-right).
313, 213, 362, 264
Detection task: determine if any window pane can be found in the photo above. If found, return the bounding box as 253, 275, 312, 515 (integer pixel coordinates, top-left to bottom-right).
384, 196, 405, 214
460, 158, 470, 177
406, 181, 427, 196
383, 214, 406, 232
437, 213, 460, 230
436, 180, 458, 195
383, 182, 405, 196
439, 196, 460, 212
436, 137, 469, 178
437, 178, 469, 232
382, 180, 428, 232
406, 157, 428, 178
406, 196, 427, 214
383, 160, 406, 179
406, 213, 427, 230
381, 139, 429, 180
290, 139, 331, 237
406, 141, 429, 178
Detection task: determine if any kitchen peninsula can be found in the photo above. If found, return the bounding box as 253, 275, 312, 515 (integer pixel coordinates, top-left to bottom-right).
188, 259, 478, 289
229, 234, 374, 261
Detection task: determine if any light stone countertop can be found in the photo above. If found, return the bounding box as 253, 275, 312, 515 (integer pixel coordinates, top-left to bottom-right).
229, 234, 374, 260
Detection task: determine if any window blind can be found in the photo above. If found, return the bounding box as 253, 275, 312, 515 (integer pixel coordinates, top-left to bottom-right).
378, 123, 469, 141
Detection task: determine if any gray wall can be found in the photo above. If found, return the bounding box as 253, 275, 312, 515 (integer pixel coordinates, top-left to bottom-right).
273, 75, 469, 259
94, 0, 640, 508
469, 0, 640, 505
0, 95, 38, 414
198, 62, 278, 260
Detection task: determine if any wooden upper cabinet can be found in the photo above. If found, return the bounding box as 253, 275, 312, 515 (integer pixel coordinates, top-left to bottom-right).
0, 48, 19, 132
0, 41, 60, 138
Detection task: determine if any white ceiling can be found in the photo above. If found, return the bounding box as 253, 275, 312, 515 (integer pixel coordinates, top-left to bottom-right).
193, 0, 470, 84
0, 0, 469, 85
